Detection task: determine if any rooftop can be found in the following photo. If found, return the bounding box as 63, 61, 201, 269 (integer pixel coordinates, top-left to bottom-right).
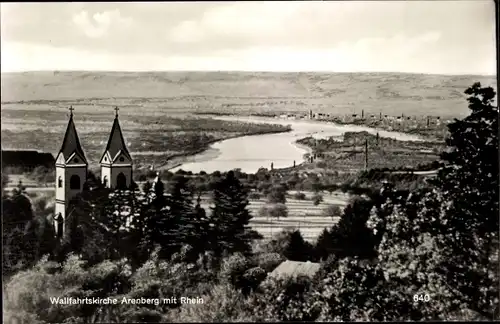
267, 260, 321, 280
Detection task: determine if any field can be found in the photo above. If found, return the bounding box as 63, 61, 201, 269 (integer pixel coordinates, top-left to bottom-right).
18, 187, 348, 243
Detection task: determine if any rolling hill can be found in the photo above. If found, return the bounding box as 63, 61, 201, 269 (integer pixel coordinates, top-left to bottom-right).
1, 71, 497, 118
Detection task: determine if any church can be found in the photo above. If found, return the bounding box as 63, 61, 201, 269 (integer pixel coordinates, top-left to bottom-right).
54, 107, 133, 238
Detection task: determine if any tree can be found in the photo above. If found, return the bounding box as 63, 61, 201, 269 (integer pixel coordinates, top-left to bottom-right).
269, 203, 288, 220
190, 193, 210, 259
312, 193, 323, 206
293, 192, 306, 200
429, 83, 499, 318
329, 196, 379, 259
323, 204, 342, 221
165, 175, 196, 257
267, 183, 287, 204
209, 171, 261, 256
283, 230, 315, 262
310, 83, 499, 321
315, 228, 334, 261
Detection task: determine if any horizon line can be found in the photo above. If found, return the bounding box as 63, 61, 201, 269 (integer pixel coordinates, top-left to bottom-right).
0, 70, 496, 77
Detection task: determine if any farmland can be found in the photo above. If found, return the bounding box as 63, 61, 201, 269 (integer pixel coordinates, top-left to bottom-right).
15, 186, 349, 243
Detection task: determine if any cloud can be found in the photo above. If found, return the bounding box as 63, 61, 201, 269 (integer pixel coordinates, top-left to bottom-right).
72, 9, 132, 38
167, 2, 302, 46
1, 2, 495, 75
2, 28, 494, 75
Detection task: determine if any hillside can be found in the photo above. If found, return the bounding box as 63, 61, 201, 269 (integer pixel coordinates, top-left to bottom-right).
1, 71, 497, 118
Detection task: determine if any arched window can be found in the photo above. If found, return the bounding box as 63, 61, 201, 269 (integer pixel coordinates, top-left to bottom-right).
70, 175, 80, 190
117, 172, 127, 189
58, 176, 63, 188
55, 213, 64, 239
103, 176, 108, 187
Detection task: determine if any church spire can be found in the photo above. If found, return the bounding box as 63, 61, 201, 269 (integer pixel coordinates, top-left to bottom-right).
58, 106, 87, 164
101, 108, 132, 162
100, 108, 133, 190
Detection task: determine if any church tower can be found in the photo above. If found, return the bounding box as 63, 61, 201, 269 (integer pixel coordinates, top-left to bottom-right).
100, 107, 133, 189
55, 107, 88, 238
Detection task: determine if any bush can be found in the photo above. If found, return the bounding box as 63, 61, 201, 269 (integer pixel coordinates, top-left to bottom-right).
249, 192, 261, 200
267, 185, 287, 204
269, 203, 288, 219
259, 203, 288, 220
312, 194, 323, 205
219, 253, 251, 289
252, 252, 286, 273
323, 205, 342, 220
293, 192, 306, 200
242, 266, 267, 292
166, 283, 254, 322
248, 275, 320, 322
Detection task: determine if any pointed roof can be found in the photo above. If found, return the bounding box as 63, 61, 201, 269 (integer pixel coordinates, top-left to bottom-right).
58, 110, 87, 164
102, 112, 132, 162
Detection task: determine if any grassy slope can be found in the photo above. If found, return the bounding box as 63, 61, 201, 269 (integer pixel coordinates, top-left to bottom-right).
1, 71, 497, 118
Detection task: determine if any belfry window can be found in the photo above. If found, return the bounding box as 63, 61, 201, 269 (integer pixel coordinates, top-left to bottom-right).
70, 175, 81, 190
117, 172, 126, 189
58, 177, 63, 188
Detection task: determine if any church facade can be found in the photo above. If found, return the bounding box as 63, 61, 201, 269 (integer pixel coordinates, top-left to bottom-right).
54, 107, 133, 238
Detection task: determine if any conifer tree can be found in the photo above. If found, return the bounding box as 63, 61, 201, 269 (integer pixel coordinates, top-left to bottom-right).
163, 175, 196, 258
209, 171, 260, 256
190, 193, 209, 258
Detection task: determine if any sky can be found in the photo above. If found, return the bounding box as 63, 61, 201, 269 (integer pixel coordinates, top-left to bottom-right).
0, 1, 497, 75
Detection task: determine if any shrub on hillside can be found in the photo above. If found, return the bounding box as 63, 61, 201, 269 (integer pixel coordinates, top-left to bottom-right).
323, 204, 342, 220
267, 185, 287, 204
259, 203, 288, 220
248, 275, 320, 322
219, 253, 251, 289
165, 283, 254, 322
312, 194, 323, 205
293, 192, 306, 200
249, 192, 261, 200
252, 252, 286, 273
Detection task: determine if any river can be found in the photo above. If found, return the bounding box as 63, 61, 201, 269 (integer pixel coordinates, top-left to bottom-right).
170, 116, 425, 174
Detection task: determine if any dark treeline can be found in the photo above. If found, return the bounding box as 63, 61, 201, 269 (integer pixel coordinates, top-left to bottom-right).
2, 83, 498, 322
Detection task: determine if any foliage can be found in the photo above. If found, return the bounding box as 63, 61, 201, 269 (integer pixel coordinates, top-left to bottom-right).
248, 275, 321, 321
3, 255, 132, 324
251, 252, 285, 273
310, 83, 499, 321
293, 191, 306, 200
323, 204, 342, 220
311, 193, 323, 205
166, 283, 253, 322
209, 171, 261, 256
266, 184, 287, 204
259, 203, 288, 220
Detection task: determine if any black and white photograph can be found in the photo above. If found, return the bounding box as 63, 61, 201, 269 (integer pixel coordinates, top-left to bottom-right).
1, 1, 498, 322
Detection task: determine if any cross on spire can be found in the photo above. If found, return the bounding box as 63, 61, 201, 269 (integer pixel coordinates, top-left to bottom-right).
68, 106, 74, 117
114, 106, 119, 117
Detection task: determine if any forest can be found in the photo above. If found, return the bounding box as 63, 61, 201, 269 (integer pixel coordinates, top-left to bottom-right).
2, 83, 498, 322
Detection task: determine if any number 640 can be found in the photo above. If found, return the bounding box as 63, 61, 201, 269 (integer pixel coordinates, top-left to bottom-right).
413, 294, 430, 302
